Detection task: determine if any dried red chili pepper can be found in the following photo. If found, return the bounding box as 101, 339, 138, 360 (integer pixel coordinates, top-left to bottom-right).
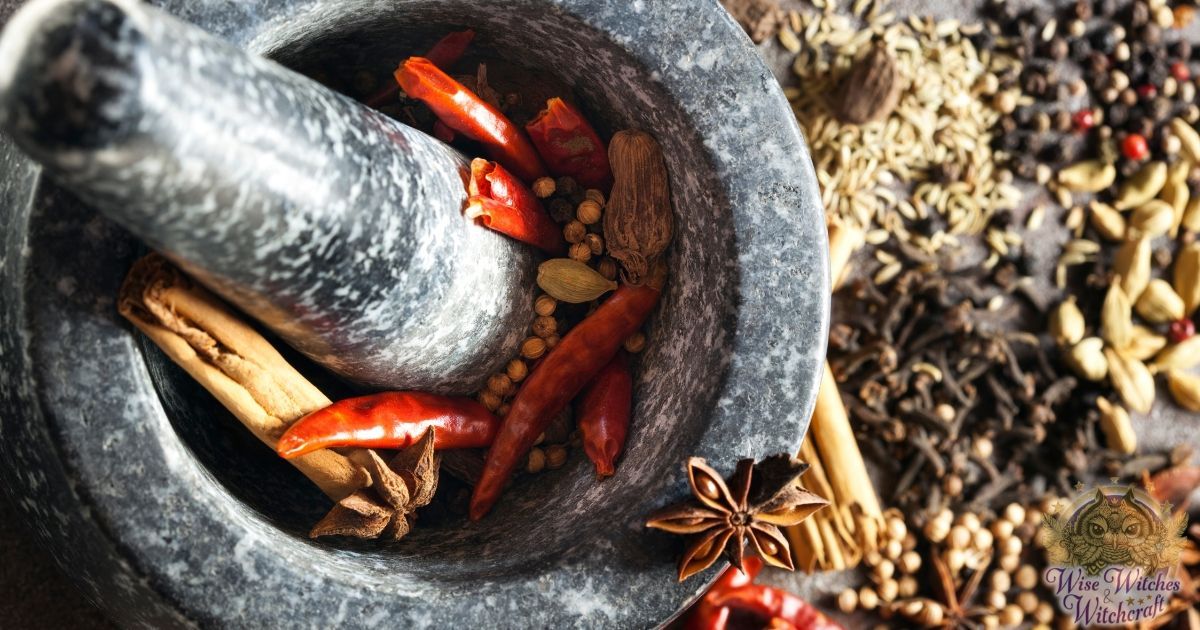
466, 196, 566, 255
710, 585, 843, 630
684, 558, 764, 630
276, 391, 499, 458
469, 278, 664, 519
396, 57, 547, 182
577, 351, 632, 478
366, 29, 475, 108
467, 159, 565, 254
526, 97, 613, 190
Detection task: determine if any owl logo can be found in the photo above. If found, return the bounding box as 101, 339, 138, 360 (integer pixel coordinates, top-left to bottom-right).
1042, 486, 1187, 576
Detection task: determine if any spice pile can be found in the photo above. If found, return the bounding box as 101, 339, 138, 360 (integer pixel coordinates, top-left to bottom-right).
725, 0, 1200, 627
783, 2, 1023, 247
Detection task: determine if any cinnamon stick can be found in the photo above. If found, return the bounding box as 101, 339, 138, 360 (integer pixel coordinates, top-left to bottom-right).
118, 254, 365, 500
787, 220, 885, 570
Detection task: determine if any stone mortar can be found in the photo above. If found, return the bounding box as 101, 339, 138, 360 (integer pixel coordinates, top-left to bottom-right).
0, 0, 829, 627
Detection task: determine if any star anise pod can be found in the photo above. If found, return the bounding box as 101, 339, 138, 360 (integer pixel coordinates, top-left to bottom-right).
645, 454, 828, 581
309, 428, 440, 540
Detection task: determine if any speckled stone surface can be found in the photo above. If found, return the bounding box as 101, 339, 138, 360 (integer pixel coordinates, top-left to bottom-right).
0, 0, 537, 394
0, 0, 829, 627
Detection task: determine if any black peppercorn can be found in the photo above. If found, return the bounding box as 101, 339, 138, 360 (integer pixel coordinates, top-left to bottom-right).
1090, 27, 1120, 55
1088, 51, 1112, 75
1014, 105, 1034, 126
1170, 40, 1193, 60
1140, 23, 1162, 46
1129, 1, 1149, 27
1048, 37, 1069, 60
1043, 142, 1074, 164
1074, 0, 1093, 20
1135, 117, 1155, 139
1014, 155, 1039, 179
1000, 115, 1018, 134
1070, 38, 1093, 60
1119, 158, 1141, 177
1021, 132, 1047, 155
969, 28, 996, 51
997, 133, 1021, 152
1107, 103, 1130, 126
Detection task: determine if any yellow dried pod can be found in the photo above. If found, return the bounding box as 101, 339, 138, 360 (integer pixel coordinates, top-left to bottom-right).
1104, 348, 1156, 414
1057, 160, 1116, 193
536, 258, 618, 303
1088, 201, 1126, 242
1121, 325, 1168, 361
1169, 158, 1191, 185
1066, 338, 1109, 382
1100, 281, 1132, 349
1160, 179, 1189, 237
1152, 335, 1200, 372
1049, 296, 1086, 346
1167, 370, 1200, 412
1129, 200, 1175, 238
1135, 279, 1185, 324
1114, 238, 1152, 302
1115, 161, 1168, 210
1182, 195, 1200, 233
1175, 243, 1200, 316
1171, 117, 1200, 163
1096, 398, 1137, 454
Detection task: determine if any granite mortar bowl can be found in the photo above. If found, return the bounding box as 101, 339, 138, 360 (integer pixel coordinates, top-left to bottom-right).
0, 0, 828, 627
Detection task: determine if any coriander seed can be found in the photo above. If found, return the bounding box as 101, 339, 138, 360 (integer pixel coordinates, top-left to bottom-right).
1017, 591, 1039, 614
478, 390, 502, 412
991, 569, 1012, 593
858, 587, 879, 611
898, 576, 918, 598
546, 445, 567, 469
569, 242, 592, 263
878, 579, 899, 602
532, 177, 556, 198
564, 220, 587, 244
487, 373, 514, 396
532, 315, 557, 338
1000, 604, 1024, 626
1004, 503, 1026, 525
585, 233, 604, 255
520, 336, 547, 359
577, 200, 603, 225
496, 403, 510, 417
598, 257, 619, 281
1015, 565, 1038, 590
624, 332, 646, 353
506, 359, 528, 383
584, 189, 605, 205
534, 294, 558, 317
545, 334, 561, 349
837, 588, 858, 613
527, 447, 546, 473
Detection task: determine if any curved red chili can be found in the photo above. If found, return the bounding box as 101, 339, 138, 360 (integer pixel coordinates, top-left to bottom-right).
577, 351, 632, 478
276, 392, 499, 459
366, 29, 474, 108
469, 281, 662, 520
710, 585, 843, 630
396, 57, 547, 182
466, 196, 566, 255
526, 97, 613, 190
684, 558, 764, 630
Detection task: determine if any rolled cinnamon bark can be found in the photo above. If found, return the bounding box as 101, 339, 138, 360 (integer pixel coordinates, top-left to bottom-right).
118, 254, 366, 500
786, 220, 884, 570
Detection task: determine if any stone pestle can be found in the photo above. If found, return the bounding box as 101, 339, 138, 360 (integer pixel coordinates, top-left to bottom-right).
0, 0, 537, 393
